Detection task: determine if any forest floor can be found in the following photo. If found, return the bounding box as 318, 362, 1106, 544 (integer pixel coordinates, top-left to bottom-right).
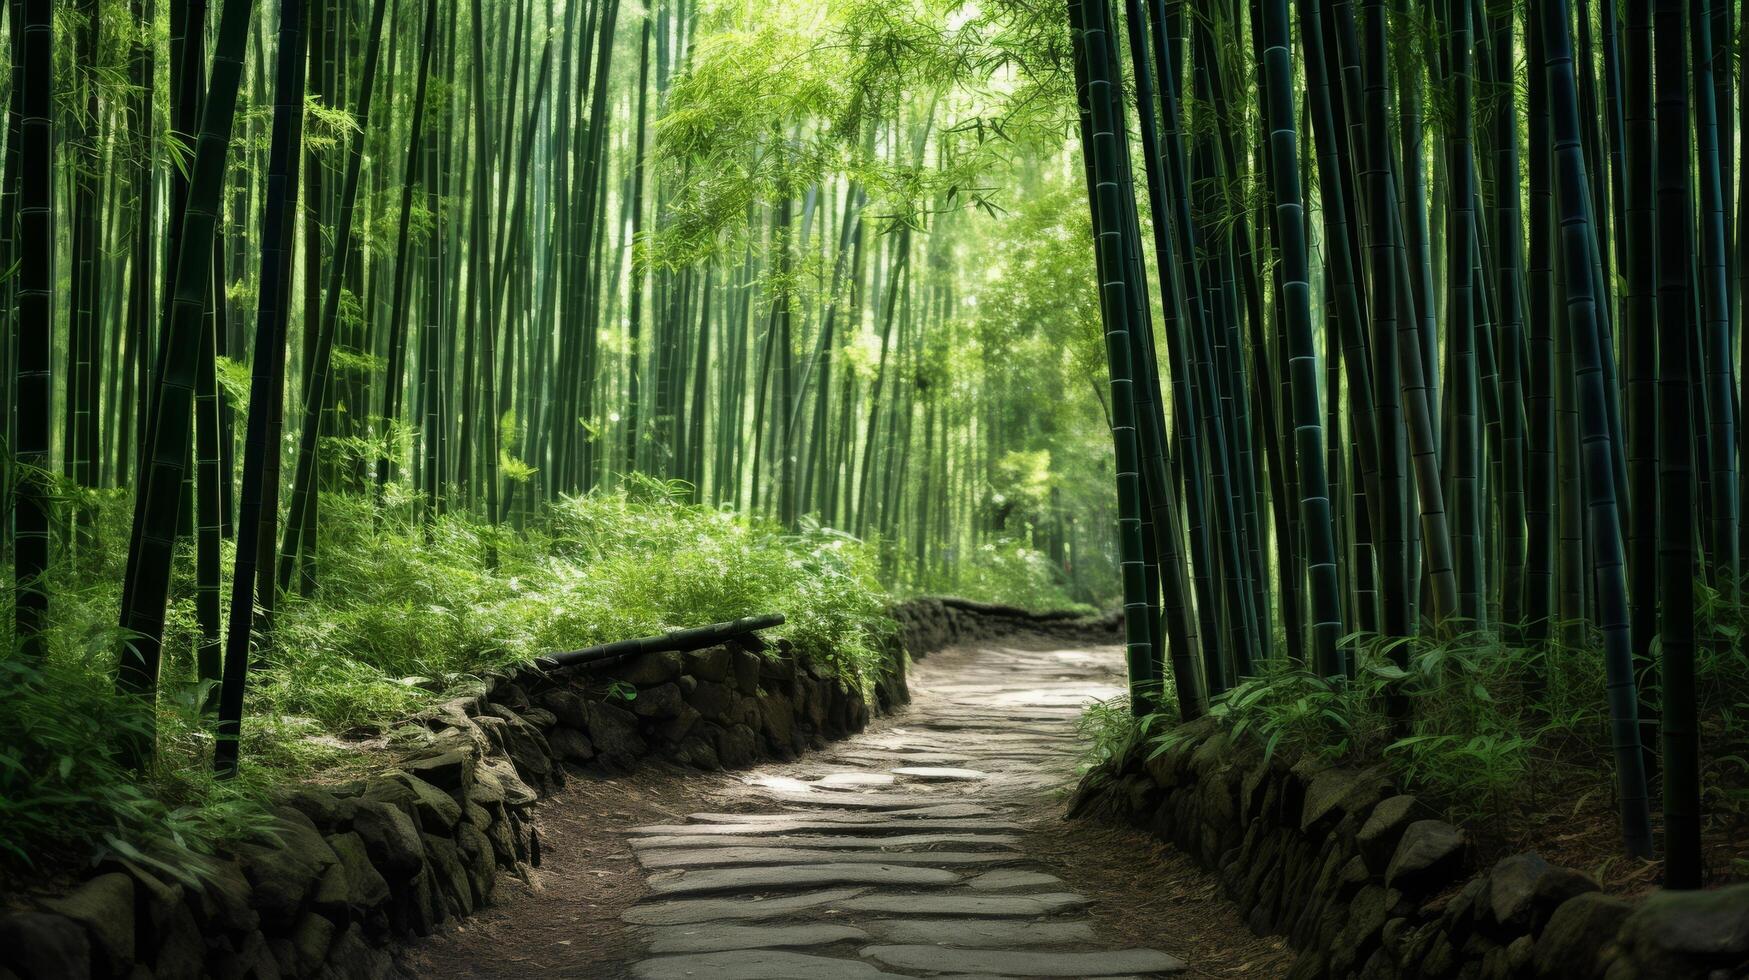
394, 633, 1290, 979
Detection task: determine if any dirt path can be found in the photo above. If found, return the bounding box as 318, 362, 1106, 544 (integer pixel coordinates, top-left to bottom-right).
397, 634, 1289, 979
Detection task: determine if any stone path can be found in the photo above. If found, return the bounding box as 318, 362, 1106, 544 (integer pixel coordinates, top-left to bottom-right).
620, 638, 1187, 979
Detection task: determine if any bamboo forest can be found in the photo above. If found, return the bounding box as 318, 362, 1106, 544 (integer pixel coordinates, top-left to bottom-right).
2, 0, 1749, 977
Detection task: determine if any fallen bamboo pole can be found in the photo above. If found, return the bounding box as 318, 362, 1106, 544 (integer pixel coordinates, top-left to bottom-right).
531, 614, 786, 672
930, 596, 1089, 622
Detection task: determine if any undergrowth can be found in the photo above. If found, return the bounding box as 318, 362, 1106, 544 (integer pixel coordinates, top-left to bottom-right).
1076, 606, 1749, 879
905, 536, 1096, 614
0, 478, 893, 879
1180, 626, 1611, 832
1073, 682, 1174, 777
262, 479, 893, 732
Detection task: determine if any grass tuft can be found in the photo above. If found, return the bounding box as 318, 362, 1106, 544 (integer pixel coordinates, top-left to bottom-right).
0, 481, 893, 879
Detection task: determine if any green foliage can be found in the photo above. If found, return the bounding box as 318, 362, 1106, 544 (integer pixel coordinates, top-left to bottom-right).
1073, 694, 1139, 776
0, 484, 895, 877
254, 484, 893, 731
986, 450, 1052, 521
499, 411, 537, 483
1690, 579, 1749, 833
212, 355, 253, 410
648, 0, 1077, 268
910, 537, 1087, 614
1140, 626, 1624, 829
958, 175, 1119, 607
318, 420, 413, 481
1073, 685, 1173, 777
0, 508, 272, 876
302, 93, 360, 153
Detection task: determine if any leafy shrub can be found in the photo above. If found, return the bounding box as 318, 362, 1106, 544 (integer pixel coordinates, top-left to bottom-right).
1083, 593, 1749, 866
0, 608, 275, 879
0, 482, 895, 876
1692, 578, 1749, 840
1073, 685, 1175, 778
910, 537, 1092, 614
1138, 625, 1614, 829
251, 484, 895, 731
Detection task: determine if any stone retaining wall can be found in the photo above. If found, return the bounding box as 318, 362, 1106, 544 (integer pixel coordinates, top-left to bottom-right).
1069, 717, 1749, 980
890, 596, 1120, 657
1, 598, 1095, 980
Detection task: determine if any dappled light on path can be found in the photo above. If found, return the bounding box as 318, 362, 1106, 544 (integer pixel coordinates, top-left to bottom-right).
619, 638, 1188, 978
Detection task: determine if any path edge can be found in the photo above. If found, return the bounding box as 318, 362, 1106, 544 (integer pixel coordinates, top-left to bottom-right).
0, 599, 1113, 980
1067, 716, 1749, 980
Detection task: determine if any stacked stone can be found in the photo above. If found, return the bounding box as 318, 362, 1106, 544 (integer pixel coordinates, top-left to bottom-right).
889, 598, 964, 657
2, 598, 1046, 980
1, 747, 523, 980
1069, 717, 1749, 980
511, 636, 889, 773
887, 597, 1121, 660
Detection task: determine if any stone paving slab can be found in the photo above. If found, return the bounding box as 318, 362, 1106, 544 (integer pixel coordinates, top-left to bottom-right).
815, 772, 898, 788
887, 724, 1083, 737
862, 917, 1098, 947
930, 975, 1159, 979
686, 802, 999, 821
748, 776, 819, 793
644, 923, 871, 954
860, 945, 1188, 976
622, 888, 871, 926
967, 869, 1064, 890
831, 752, 1057, 767
646, 863, 962, 896
821, 758, 959, 770
834, 891, 1090, 917
636, 846, 1022, 869
631, 832, 1023, 851
891, 766, 989, 782
750, 791, 975, 810
632, 950, 913, 980
627, 817, 1022, 836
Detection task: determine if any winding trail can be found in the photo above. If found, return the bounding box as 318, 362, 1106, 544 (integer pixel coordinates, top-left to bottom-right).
400, 634, 1283, 978
618, 637, 1184, 979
